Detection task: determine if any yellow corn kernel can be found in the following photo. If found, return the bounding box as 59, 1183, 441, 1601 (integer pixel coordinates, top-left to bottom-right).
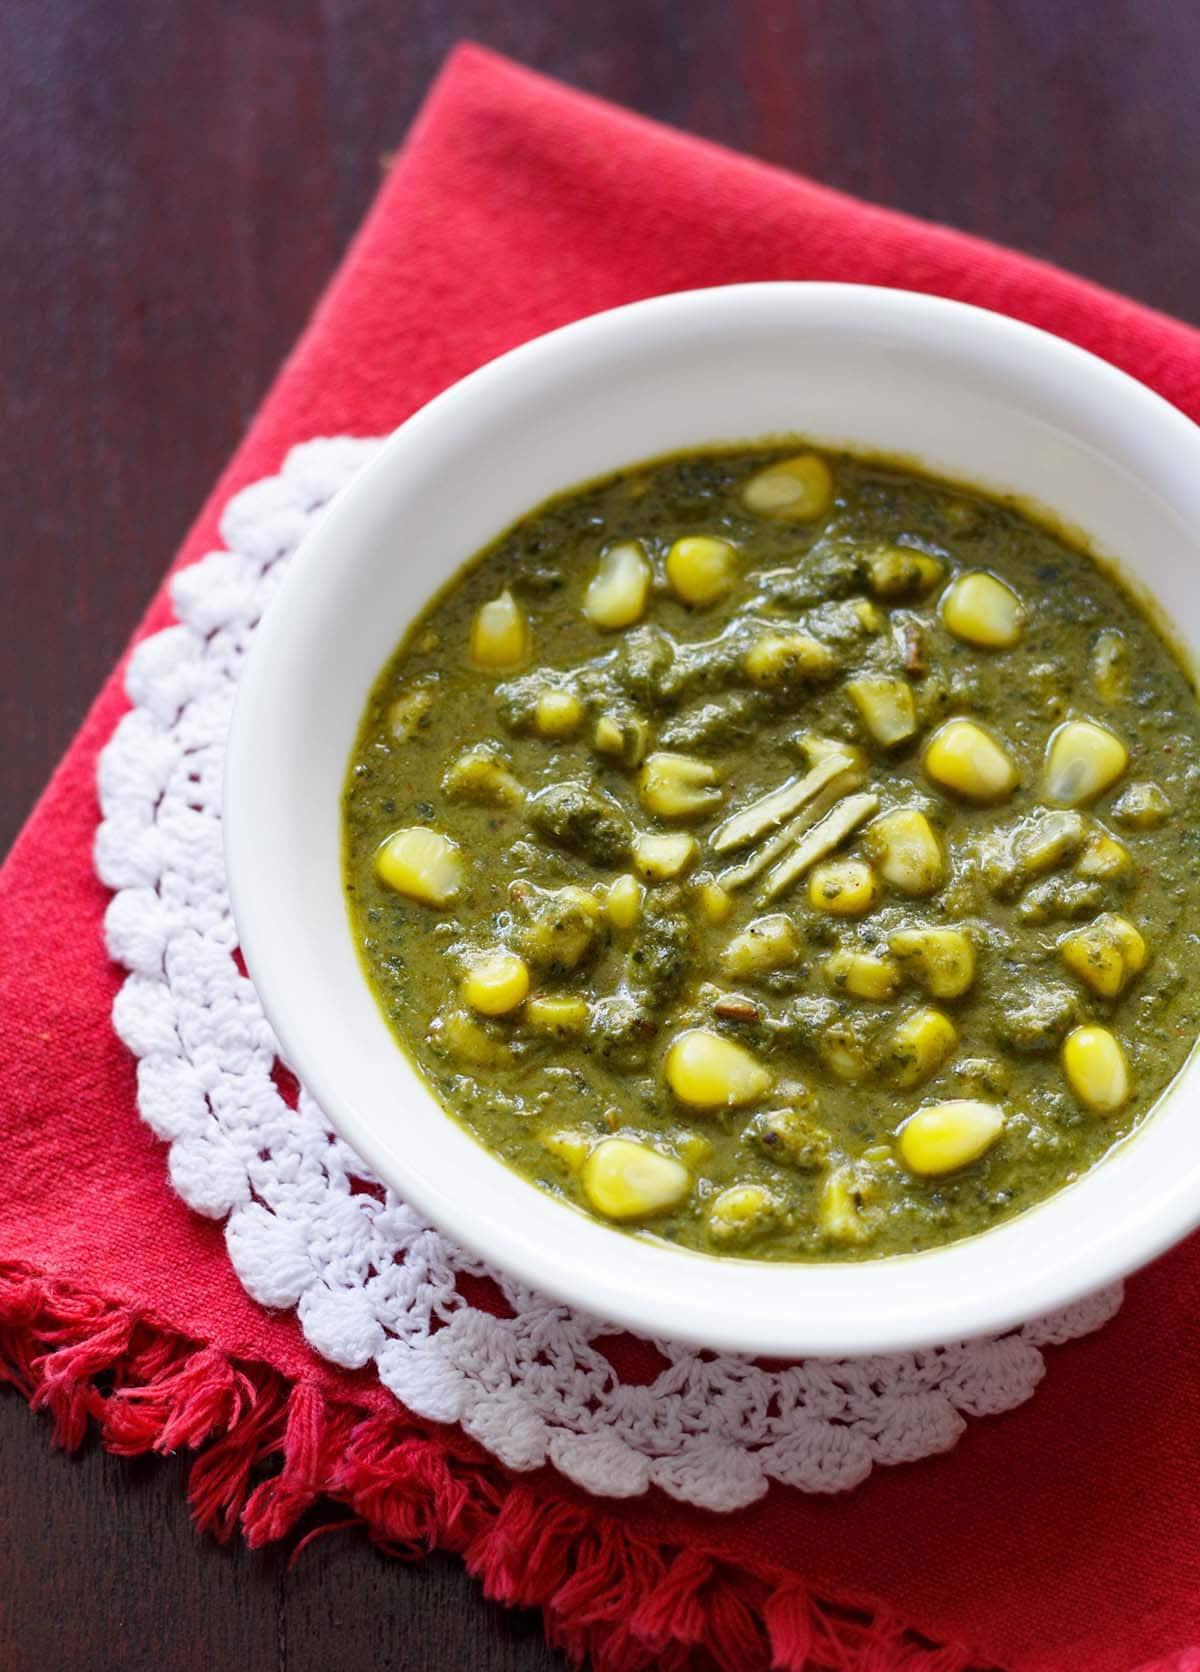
535, 885, 598, 939
442, 745, 525, 806
665, 536, 737, 606
846, 674, 918, 747
633, 831, 698, 882
852, 598, 886, 633
940, 571, 1025, 648
863, 808, 944, 895
808, 858, 878, 916
1112, 781, 1171, 830
533, 688, 583, 738
866, 545, 944, 599
888, 926, 976, 999
721, 913, 798, 976
638, 751, 723, 819
741, 453, 834, 520
605, 872, 644, 930
664, 1028, 773, 1108
824, 948, 901, 1002
580, 1137, 691, 1221
375, 827, 465, 906
510, 882, 601, 969
541, 1128, 591, 1171
525, 995, 590, 1035
461, 949, 531, 1016
1090, 629, 1130, 703
924, 718, 1018, 803
817, 1167, 871, 1243
818, 1022, 872, 1083
583, 540, 651, 629
1001, 809, 1087, 887
387, 683, 433, 741
1075, 827, 1131, 881
676, 1131, 714, 1168
743, 631, 837, 686
469, 589, 529, 669
695, 879, 734, 924
707, 1183, 777, 1242
594, 714, 623, 753
1063, 1024, 1132, 1113
593, 712, 649, 768
796, 733, 868, 772
1043, 719, 1128, 805
1059, 913, 1146, 999
898, 1099, 1004, 1176
887, 1007, 958, 1089
427, 1008, 511, 1068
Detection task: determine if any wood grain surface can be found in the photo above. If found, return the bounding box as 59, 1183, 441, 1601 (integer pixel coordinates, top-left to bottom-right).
2, 2, 1199, 1666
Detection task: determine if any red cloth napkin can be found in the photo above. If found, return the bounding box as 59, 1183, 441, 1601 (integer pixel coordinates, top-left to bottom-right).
3, 43, 1199, 1672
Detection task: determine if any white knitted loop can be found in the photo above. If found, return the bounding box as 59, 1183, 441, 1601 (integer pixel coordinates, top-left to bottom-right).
96, 437, 1122, 1510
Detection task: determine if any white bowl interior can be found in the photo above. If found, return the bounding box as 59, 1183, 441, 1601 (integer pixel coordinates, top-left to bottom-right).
227, 284, 1200, 1356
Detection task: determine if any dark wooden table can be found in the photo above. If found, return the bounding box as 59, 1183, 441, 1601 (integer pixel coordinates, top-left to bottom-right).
3, 3, 1200, 1666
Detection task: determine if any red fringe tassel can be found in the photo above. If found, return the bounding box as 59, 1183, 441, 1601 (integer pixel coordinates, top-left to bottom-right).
0, 1261, 1022, 1671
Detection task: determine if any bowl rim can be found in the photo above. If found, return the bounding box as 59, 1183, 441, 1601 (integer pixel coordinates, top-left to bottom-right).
226, 281, 1200, 1355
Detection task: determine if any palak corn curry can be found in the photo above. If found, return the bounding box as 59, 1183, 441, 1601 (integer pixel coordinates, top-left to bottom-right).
342, 445, 1200, 1260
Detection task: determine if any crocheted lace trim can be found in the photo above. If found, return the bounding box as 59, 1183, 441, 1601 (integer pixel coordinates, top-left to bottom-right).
95, 437, 1121, 1511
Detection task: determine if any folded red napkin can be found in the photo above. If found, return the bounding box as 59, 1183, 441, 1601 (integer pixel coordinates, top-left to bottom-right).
3, 43, 1199, 1672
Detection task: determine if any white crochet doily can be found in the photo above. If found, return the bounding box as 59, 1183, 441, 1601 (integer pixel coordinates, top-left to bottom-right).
95, 437, 1122, 1511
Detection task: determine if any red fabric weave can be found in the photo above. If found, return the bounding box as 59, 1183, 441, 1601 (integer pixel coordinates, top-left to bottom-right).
2, 44, 1199, 1672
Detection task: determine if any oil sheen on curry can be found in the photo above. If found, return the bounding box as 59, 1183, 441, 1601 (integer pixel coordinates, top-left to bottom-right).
343, 445, 1200, 1260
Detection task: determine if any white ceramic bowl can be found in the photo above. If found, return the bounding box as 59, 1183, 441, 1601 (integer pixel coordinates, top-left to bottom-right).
226, 283, 1200, 1357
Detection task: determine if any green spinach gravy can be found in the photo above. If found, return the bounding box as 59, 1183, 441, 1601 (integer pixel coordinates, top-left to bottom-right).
342, 445, 1200, 1260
